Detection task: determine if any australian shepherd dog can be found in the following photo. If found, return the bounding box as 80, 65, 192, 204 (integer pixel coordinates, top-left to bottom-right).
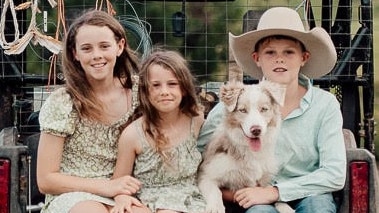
198, 80, 294, 213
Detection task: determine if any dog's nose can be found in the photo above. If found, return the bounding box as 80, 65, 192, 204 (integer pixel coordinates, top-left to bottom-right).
250, 126, 261, 136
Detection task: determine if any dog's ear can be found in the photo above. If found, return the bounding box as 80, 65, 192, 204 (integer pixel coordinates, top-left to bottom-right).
220, 80, 245, 112
260, 80, 286, 106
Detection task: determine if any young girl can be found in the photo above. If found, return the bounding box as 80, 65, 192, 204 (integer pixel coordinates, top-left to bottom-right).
112, 50, 206, 213
37, 10, 143, 213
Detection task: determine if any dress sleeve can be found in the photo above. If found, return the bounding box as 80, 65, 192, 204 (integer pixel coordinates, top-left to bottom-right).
38, 87, 77, 137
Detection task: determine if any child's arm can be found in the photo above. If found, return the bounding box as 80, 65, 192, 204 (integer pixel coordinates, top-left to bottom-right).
112, 122, 142, 196
112, 120, 150, 212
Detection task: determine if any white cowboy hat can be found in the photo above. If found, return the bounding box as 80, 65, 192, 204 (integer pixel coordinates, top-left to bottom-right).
229, 7, 337, 79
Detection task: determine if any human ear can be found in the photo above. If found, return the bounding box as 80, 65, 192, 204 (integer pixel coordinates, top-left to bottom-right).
252, 52, 261, 67
117, 38, 126, 56
73, 49, 79, 61
302, 51, 310, 65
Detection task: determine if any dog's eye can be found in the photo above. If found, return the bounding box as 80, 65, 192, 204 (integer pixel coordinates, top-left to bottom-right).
238, 108, 247, 113
260, 107, 268, 112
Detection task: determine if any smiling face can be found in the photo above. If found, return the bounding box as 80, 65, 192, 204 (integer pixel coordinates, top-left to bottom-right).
252, 37, 310, 86
73, 25, 125, 84
147, 64, 184, 115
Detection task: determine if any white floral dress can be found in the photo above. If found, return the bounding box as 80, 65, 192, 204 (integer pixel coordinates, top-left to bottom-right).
38, 79, 139, 213
133, 119, 206, 213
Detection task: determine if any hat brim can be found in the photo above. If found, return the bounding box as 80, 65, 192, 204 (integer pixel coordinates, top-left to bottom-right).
229, 27, 337, 79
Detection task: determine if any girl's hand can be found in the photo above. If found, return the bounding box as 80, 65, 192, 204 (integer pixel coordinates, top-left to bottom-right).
111, 194, 143, 213
103, 175, 142, 197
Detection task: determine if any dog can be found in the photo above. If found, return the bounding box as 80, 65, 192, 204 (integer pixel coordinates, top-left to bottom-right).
197, 80, 294, 213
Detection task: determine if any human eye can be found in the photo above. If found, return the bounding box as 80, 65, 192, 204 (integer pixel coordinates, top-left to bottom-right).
168, 81, 179, 87
151, 82, 160, 88
148, 80, 160, 89
80, 45, 91, 52
100, 43, 111, 49
284, 49, 296, 55
263, 49, 275, 56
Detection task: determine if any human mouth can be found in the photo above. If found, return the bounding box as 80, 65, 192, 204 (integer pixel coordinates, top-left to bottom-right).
160, 99, 172, 102
273, 67, 287, 72
92, 62, 106, 68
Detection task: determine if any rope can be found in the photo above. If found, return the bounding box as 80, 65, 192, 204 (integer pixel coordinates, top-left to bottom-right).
0, 0, 21, 48
0, 0, 151, 57
0, 0, 62, 55
47, 0, 66, 88
0, 0, 151, 87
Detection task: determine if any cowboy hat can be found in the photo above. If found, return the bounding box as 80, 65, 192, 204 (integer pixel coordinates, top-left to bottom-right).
229, 7, 337, 79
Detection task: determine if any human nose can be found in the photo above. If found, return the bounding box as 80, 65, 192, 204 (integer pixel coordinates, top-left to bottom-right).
275, 55, 284, 63
92, 48, 103, 60
159, 84, 169, 95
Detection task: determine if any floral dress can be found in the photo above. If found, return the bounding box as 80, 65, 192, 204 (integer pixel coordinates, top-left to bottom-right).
133, 119, 206, 213
38, 78, 139, 213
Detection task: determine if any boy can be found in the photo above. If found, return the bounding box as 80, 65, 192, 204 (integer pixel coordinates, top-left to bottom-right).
198, 7, 346, 213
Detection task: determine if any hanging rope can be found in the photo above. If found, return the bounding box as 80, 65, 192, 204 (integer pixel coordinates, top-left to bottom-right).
95, 0, 116, 15
0, 0, 21, 49
47, 0, 66, 87
0, 0, 62, 55
0, 0, 151, 87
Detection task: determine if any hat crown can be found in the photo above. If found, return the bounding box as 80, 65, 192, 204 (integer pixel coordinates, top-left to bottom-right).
257, 7, 306, 32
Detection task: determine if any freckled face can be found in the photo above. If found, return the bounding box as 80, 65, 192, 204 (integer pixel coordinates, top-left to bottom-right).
147, 64, 183, 114
73, 25, 124, 83
252, 39, 309, 86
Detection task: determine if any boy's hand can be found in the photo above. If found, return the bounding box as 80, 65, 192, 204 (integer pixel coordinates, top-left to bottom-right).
234, 186, 279, 208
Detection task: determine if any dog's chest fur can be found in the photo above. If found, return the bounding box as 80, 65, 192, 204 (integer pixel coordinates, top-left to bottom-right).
210, 130, 276, 191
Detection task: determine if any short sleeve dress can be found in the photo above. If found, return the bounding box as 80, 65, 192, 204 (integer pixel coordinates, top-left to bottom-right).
38, 77, 139, 213
133, 119, 206, 213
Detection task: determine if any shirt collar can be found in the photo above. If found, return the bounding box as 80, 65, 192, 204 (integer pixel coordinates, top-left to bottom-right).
284, 74, 313, 119
299, 74, 312, 106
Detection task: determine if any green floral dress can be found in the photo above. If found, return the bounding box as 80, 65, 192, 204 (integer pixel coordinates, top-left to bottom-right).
39, 78, 139, 213
133, 119, 206, 213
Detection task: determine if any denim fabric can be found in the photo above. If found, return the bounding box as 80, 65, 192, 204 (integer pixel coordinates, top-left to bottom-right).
289, 193, 336, 213
245, 204, 279, 213
244, 193, 335, 213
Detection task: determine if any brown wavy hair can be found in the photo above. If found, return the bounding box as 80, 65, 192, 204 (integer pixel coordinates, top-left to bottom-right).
62, 9, 139, 121
139, 49, 202, 154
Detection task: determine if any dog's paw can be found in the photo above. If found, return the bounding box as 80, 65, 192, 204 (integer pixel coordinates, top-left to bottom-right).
205, 203, 225, 213
274, 202, 295, 213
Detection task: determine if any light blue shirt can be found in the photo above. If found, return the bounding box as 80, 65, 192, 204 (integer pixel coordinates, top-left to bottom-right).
197, 74, 346, 202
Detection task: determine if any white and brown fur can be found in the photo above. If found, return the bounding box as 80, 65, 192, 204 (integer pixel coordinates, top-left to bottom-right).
198, 80, 294, 213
